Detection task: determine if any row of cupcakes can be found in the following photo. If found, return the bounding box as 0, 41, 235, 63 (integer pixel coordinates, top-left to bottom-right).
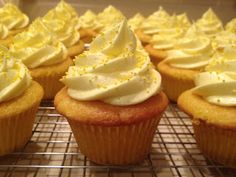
1, 16, 236, 168
136, 8, 236, 102
0, 0, 235, 168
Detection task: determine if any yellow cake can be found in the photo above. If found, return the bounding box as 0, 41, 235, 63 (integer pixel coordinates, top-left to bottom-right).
178, 46, 236, 168
55, 19, 168, 165
0, 46, 43, 156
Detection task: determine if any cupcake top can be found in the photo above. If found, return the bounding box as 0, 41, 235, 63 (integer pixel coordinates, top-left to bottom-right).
0, 46, 31, 103
140, 6, 170, 35
62, 19, 161, 106
42, 0, 80, 47
97, 5, 125, 32
10, 18, 68, 69
195, 8, 223, 38
151, 29, 185, 50
212, 30, 236, 51
176, 13, 191, 29
165, 25, 213, 69
79, 10, 102, 31
150, 15, 188, 50
0, 24, 8, 40
193, 46, 236, 106
0, 3, 29, 30
128, 13, 145, 31
225, 18, 236, 34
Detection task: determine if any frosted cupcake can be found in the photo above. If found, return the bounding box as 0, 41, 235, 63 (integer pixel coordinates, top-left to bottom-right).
195, 8, 223, 38
0, 46, 43, 156
128, 13, 145, 31
10, 18, 71, 99
79, 10, 102, 43
145, 14, 191, 65
0, 3, 29, 46
225, 18, 236, 34
157, 25, 213, 102
178, 46, 236, 168
97, 5, 125, 32
55, 19, 168, 165
136, 6, 171, 45
0, 3, 29, 35
42, 0, 84, 57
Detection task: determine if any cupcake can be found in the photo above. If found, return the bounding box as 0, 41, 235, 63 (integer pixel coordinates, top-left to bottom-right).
78, 10, 102, 43
157, 25, 214, 102
136, 6, 170, 45
97, 5, 125, 32
225, 18, 236, 34
10, 18, 71, 99
42, 0, 84, 57
0, 46, 43, 156
195, 8, 223, 38
145, 14, 190, 65
0, 3, 29, 35
178, 46, 236, 168
128, 13, 145, 31
54, 19, 168, 165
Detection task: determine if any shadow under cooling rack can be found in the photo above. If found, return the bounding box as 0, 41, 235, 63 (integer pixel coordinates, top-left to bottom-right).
0, 101, 236, 177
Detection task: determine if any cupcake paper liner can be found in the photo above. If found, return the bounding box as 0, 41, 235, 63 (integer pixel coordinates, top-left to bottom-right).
30, 58, 73, 99
193, 119, 236, 168
33, 74, 65, 99
68, 115, 162, 165
0, 102, 40, 156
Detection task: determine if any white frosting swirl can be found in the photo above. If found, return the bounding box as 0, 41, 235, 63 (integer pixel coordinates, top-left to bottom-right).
128, 13, 145, 31
0, 46, 31, 103
165, 25, 213, 69
151, 28, 186, 50
193, 46, 236, 106
42, 0, 80, 47
97, 5, 125, 32
79, 10, 102, 30
225, 18, 236, 34
176, 13, 191, 29
0, 24, 8, 39
141, 6, 170, 35
0, 3, 29, 30
62, 19, 161, 106
196, 8, 223, 37
10, 18, 68, 69
212, 30, 236, 51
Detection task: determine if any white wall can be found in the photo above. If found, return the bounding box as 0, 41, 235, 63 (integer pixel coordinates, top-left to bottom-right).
18, 0, 236, 24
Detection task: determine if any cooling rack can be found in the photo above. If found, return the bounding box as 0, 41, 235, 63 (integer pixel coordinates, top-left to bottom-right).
0, 101, 236, 177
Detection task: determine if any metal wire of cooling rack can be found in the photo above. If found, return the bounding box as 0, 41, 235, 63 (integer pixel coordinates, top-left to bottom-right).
0, 101, 236, 177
